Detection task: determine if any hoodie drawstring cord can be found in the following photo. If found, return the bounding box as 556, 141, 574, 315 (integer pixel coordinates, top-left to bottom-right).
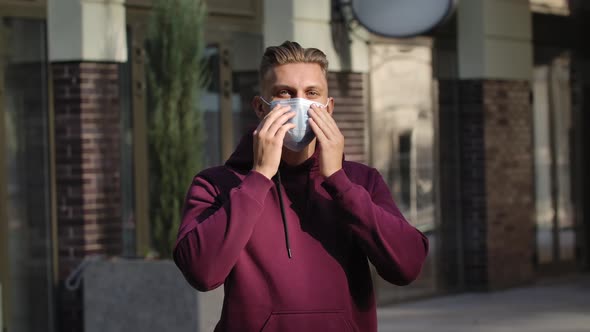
276, 171, 292, 259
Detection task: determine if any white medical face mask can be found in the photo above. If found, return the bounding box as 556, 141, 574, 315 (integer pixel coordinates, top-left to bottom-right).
261, 97, 329, 151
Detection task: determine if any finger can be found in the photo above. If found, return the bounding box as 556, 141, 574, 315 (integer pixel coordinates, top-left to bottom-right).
309, 106, 336, 138
263, 104, 289, 122
323, 109, 339, 132
276, 122, 297, 140
309, 104, 331, 126
266, 110, 296, 137
259, 105, 291, 133
264, 103, 288, 119
313, 104, 341, 138
308, 117, 328, 143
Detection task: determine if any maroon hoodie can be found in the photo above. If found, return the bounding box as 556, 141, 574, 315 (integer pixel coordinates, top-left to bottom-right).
173, 132, 429, 332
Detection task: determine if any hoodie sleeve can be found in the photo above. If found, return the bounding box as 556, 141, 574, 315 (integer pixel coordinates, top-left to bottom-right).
321, 168, 429, 286
173, 170, 274, 291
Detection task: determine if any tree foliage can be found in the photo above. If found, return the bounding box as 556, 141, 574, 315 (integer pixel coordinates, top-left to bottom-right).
146, 0, 207, 258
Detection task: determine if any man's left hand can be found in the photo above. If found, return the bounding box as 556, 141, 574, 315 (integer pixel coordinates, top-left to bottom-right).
308, 103, 344, 178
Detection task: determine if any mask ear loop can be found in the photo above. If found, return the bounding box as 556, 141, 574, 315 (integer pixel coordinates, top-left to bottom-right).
310, 100, 330, 109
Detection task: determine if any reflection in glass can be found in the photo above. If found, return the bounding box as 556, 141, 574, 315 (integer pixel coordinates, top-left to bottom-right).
551, 56, 574, 260
2, 18, 54, 332
369, 43, 437, 302
533, 54, 575, 265
533, 65, 553, 263
202, 46, 222, 168
232, 71, 259, 147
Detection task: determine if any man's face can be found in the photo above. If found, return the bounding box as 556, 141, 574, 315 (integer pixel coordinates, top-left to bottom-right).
257, 62, 331, 117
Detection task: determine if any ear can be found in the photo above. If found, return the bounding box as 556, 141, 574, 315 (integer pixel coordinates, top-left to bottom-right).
327, 97, 335, 115
251, 96, 267, 120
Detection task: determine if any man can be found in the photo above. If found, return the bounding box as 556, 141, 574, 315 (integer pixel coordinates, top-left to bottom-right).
174, 41, 428, 332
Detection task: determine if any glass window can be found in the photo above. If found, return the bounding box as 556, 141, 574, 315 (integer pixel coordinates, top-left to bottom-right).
120, 27, 135, 257
369, 43, 437, 302
201, 44, 252, 167
230, 32, 262, 145
533, 54, 575, 265
232, 72, 259, 147
202, 46, 222, 168
1, 17, 54, 332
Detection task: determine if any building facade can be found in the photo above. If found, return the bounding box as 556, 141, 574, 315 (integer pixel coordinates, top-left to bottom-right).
0, 0, 589, 331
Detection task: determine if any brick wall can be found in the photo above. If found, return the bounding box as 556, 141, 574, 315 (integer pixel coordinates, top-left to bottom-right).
437, 79, 464, 291
52, 62, 123, 332
483, 80, 535, 289
458, 81, 490, 290
438, 80, 489, 290
438, 79, 535, 291
328, 72, 367, 164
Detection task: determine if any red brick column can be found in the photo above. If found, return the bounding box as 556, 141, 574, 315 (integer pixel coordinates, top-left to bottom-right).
52, 62, 123, 331
328, 72, 367, 164
483, 80, 535, 289
438, 79, 535, 291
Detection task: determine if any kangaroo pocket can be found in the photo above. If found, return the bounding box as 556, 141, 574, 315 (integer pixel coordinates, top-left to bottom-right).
260, 310, 354, 332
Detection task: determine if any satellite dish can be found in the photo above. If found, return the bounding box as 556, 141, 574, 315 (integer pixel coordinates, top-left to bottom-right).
349, 0, 458, 38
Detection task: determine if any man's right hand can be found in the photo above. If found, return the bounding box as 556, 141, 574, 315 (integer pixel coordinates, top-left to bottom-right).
252, 104, 296, 180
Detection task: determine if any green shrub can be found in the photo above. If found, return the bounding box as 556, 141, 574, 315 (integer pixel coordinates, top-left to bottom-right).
146, 0, 207, 258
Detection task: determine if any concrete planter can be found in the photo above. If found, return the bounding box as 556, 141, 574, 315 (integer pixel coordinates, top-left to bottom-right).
83, 259, 223, 332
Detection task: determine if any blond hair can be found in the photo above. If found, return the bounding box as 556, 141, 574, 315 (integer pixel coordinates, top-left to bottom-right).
259, 41, 329, 84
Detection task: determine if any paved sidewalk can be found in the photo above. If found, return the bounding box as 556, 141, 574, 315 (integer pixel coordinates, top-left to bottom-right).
377, 275, 590, 332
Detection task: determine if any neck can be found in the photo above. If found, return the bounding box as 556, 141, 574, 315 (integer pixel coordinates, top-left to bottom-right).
281, 139, 316, 166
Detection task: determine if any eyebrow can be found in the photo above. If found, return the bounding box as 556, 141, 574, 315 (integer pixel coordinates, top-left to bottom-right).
271, 85, 294, 91
271, 84, 323, 91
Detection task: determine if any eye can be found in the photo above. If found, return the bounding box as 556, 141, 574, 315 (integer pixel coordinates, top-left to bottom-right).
307, 90, 320, 97
278, 89, 292, 97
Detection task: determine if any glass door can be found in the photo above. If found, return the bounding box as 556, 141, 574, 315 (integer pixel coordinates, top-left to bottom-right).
0, 17, 54, 332
533, 54, 577, 270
